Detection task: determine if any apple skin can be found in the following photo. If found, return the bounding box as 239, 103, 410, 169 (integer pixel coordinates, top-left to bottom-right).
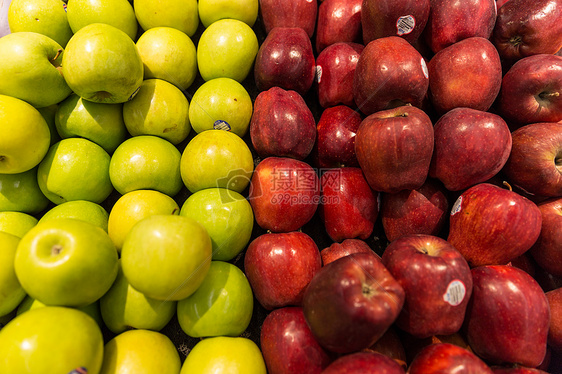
0, 168, 50, 214
322, 351, 406, 374
0, 232, 25, 318
545, 287, 562, 351
529, 198, 562, 278
497, 54, 562, 127
259, 0, 317, 38
315, 0, 362, 53
502, 122, 562, 197
38, 200, 109, 232
355, 105, 434, 193
465, 265, 550, 368
492, 367, 549, 374
382, 234, 473, 338
429, 108, 512, 192
492, 0, 562, 62
408, 343, 493, 374
380, 178, 449, 242
361, 0, 430, 45
316, 42, 364, 108
428, 37, 502, 114
447, 183, 542, 267
254, 27, 316, 96
353, 36, 429, 115
423, 0, 497, 53
302, 252, 405, 354
244, 231, 322, 310
260, 307, 333, 374
365, 326, 407, 370
250, 87, 316, 160
0, 211, 38, 239
198, 0, 259, 28
248, 157, 319, 233
134, 0, 198, 37
319, 167, 379, 242
321, 239, 378, 266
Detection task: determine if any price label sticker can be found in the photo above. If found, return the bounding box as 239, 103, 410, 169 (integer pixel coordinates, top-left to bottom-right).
443, 280, 467, 306
396, 15, 416, 36
451, 195, 462, 215
214, 120, 231, 131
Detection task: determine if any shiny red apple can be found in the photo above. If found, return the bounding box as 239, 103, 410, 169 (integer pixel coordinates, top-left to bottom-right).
315, 0, 362, 53
322, 351, 406, 374
408, 343, 493, 374
259, 0, 317, 38
320, 238, 378, 266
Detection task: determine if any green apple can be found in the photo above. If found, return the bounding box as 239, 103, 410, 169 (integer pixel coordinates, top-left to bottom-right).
0, 32, 72, 108
109, 135, 183, 196
0, 306, 104, 374
0, 232, 26, 318
198, 0, 259, 28
37, 104, 61, 146
189, 77, 252, 137
66, 0, 137, 40
180, 336, 267, 374
37, 138, 113, 205
100, 263, 176, 334
180, 129, 254, 194
134, 0, 198, 37
62, 23, 144, 104
0, 167, 50, 214
197, 18, 258, 82
123, 79, 191, 145
121, 214, 212, 301
38, 200, 109, 232
0, 95, 51, 174
16, 295, 103, 327
0, 311, 16, 330
177, 261, 253, 338
0, 211, 38, 238
136, 26, 198, 91
180, 188, 253, 261
14, 218, 119, 307
8, 0, 72, 47
55, 93, 128, 154
100, 329, 181, 374
107, 189, 180, 251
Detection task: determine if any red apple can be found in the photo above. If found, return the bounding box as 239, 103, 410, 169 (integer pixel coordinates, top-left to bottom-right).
320, 238, 379, 266
302, 252, 405, 353
366, 326, 407, 370
244, 231, 322, 310
496, 0, 511, 8
509, 253, 537, 279
354, 105, 434, 193
353, 36, 429, 116
546, 287, 562, 351
408, 343, 493, 374
322, 351, 406, 374
401, 332, 474, 365
259, 0, 318, 38
315, 0, 363, 53
492, 367, 550, 374
529, 198, 562, 278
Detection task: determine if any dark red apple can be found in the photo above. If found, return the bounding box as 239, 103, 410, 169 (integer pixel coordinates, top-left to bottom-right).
248, 157, 320, 233
260, 307, 333, 374
408, 343, 493, 374
546, 287, 562, 351
509, 253, 537, 279
259, 0, 317, 38
250, 87, 316, 160
447, 183, 542, 267
322, 351, 406, 374
254, 27, 316, 96
315, 0, 363, 53
401, 332, 474, 365
353, 36, 429, 116
302, 252, 405, 354
320, 238, 378, 266
465, 265, 550, 368
429, 108, 512, 192
496, 0, 511, 8
427, 37, 502, 114
529, 198, 562, 278
319, 167, 379, 242
244, 231, 322, 310
382, 234, 473, 338
316, 42, 364, 108
380, 178, 449, 242
492, 367, 549, 374
366, 326, 407, 370
354, 105, 434, 193
361, 0, 430, 45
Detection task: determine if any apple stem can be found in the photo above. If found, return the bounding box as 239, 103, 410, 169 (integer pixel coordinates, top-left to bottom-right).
51, 49, 62, 62
539, 91, 560, 100
502, 181, 513, 192
51, 244, 63, 256
0, 155, 5, 163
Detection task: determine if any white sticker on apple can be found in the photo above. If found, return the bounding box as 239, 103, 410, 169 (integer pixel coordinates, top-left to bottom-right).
451, 195, 462, 215
214, 120, 232, 131
316, 65, 323, 84
443, 280, 466, 306
420, 57, 429, 79
396, 15, 415, 36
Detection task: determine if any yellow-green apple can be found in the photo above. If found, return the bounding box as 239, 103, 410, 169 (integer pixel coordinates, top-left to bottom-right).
198, 0, 258, 27
37, 138, 113, 204
408, 343, 493, 374
250, 87, 316, 160
244, 231, 322, 310
55, 93, 128, 154
529, 198, 562, 277
109, 135, 183, 196
355, 105, 434, 193
0, 306, 103, 374
99, 329, 181, 374
248, 157, 319, 232
180, 188, 253, 261
134, 0, 198, 37
189, 77, 253, 137
429, 108, 512, 191
0, 232, 25, 317
62, 23, 143, 104
120, 214, 212, 301
14, 218, 118, 307
315, 0, 362, 53
135, 26, 197, 91
180, 129, 254, 194
107, 189, 179, 252
123, 78, 191, 145
177, 261, 253, 337
322, 351, 406, 374
320, 238, 378, 266
180, 336, 267, 374
353, 37, 429, 115
16, 296, 103, 327
260, 307, 333, 374
7, 0, 72, 47
254, 27, 316, 96
38, 200, 109, 232
0, 95, 50, 174
0, 211, 38, 238
0, 167, 49, 214
66, 0, 137, 40
37, 104, 60, 146
259, 0, 317, 38
302, 252, 405, 353
465, 265, 550, 367
546, 287, 562, 351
